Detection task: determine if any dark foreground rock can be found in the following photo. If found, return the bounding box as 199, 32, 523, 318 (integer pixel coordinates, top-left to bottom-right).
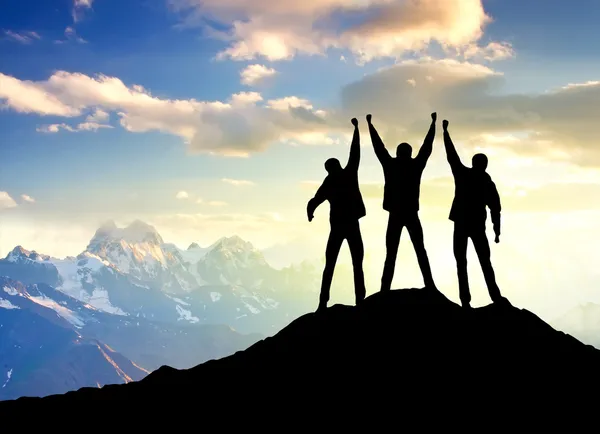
2, 287, 599, 429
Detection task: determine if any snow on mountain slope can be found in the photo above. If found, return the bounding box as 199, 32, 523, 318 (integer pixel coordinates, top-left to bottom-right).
49, 252, 128, 316
85, 220, 201, 293
0, 220, 325, 335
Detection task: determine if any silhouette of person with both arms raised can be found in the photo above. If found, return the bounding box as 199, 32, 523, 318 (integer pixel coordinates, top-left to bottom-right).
307, 118, 367, 312
367, 113, 437, 292
442, 119, 509, 308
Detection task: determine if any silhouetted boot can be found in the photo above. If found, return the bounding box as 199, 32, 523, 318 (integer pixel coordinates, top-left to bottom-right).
461, 300, 472, 309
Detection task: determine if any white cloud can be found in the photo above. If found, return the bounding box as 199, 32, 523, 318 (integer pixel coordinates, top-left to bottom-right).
55, 26, 87, 44
464, 41, 515, 62
169, 0, 512, 64
36, 122, 113, 133
222, 178, 255, 186
2, 56, 600, 164
240, 64, 277, 85
338, 57, 600, 165
0, 70, 331, 156
176, 191, 189, 199
0, 192, 17, 209
86, 108, 109, 123
72, 0, 94, 23
3, 30, 41, 44
21, 194, 35, 203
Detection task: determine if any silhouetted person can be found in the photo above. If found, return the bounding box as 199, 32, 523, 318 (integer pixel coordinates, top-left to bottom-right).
367, 113, 437, 292
442, 119, 509, 308
307, 117, 367, 312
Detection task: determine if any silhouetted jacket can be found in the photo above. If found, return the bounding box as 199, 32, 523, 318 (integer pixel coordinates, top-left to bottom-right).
369, 121, 434, 215
444, 130, 501, 229
308, 128, 366, 224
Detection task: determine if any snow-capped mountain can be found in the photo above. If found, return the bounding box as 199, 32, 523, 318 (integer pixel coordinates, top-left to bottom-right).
86, 219, 200, 293
0, 278, 149, 400
0, 220, 358, 400
0, 220, 325, 336
0, 275, 261, 399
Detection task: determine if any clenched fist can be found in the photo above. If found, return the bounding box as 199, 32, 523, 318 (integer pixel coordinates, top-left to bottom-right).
366, 114, 372, 123
443, 120, 449, 130
431, 112, 437, 122
351, 118, 358, 127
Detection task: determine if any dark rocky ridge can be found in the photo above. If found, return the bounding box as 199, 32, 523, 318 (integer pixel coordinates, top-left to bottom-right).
2, 287, 599, 429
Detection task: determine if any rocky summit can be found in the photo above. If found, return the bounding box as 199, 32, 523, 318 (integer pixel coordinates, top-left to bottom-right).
2, 287, 599, 430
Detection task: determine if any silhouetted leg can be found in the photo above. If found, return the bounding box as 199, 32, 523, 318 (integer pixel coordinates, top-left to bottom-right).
381, 214, 403, 292
453, 224, 471, 307
347, 221, 366, 305
406, 216, 436, 289
318, 227, 345, 312
471, 230, 503, 303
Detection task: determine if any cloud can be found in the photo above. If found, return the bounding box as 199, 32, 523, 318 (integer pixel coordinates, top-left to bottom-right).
338, 57, 600, 166
176, 191, 189, 199
54, 26, 87, 44
72, 0, 94, 23
3, 30, 41, 44
0, 70, 331, 156
0, 192, 18, 209
21, 194, 35, 203
240, 64, 277, 85
3, 57, 600, 163
222, 178, 255, 186
86, 108, 109, 123
36, 122, 113, 133
169, 0, 512, 64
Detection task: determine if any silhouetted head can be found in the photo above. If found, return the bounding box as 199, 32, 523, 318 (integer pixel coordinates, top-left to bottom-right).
396, 142, 412, 159
325, 158, 343, 174
472, 153, 488, 171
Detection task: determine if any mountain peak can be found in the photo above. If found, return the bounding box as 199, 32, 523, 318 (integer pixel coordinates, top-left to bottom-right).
5, 245, 50, 262
87, 220, 164, 251
6, 287, 599, 428
122, 220, 163, 244
187, 242, 201, 250
213, 235, 253, 250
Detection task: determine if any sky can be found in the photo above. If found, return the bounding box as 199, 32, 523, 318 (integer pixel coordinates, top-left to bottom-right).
2, 0, 600, 321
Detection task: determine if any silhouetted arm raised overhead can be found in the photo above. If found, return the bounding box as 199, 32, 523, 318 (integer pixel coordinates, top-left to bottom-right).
307, 182, 327, 222
442, 120, 465, 172
366, 114, 391, 165
487, 180, 502, 243
415, 112, 436, 168
346, 118, 360, 172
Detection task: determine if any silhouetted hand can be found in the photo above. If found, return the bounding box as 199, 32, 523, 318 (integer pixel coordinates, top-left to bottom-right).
308, 213, 314, 222
495, 234, 500, 243
431, 112, 437, 122
442, 120, 449, 130
351, 118, 358, 127
366, 114, 372, 123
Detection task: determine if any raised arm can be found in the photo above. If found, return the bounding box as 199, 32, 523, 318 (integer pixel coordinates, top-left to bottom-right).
346, 118, 360, 172
415, 112, 436, 167
307, 181, 327, 222
487, 180, 502, 243
366, 114, 391, 165
442, 120, 465, 172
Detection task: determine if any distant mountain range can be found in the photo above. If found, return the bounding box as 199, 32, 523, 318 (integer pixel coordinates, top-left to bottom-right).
0, 219, 354, 400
